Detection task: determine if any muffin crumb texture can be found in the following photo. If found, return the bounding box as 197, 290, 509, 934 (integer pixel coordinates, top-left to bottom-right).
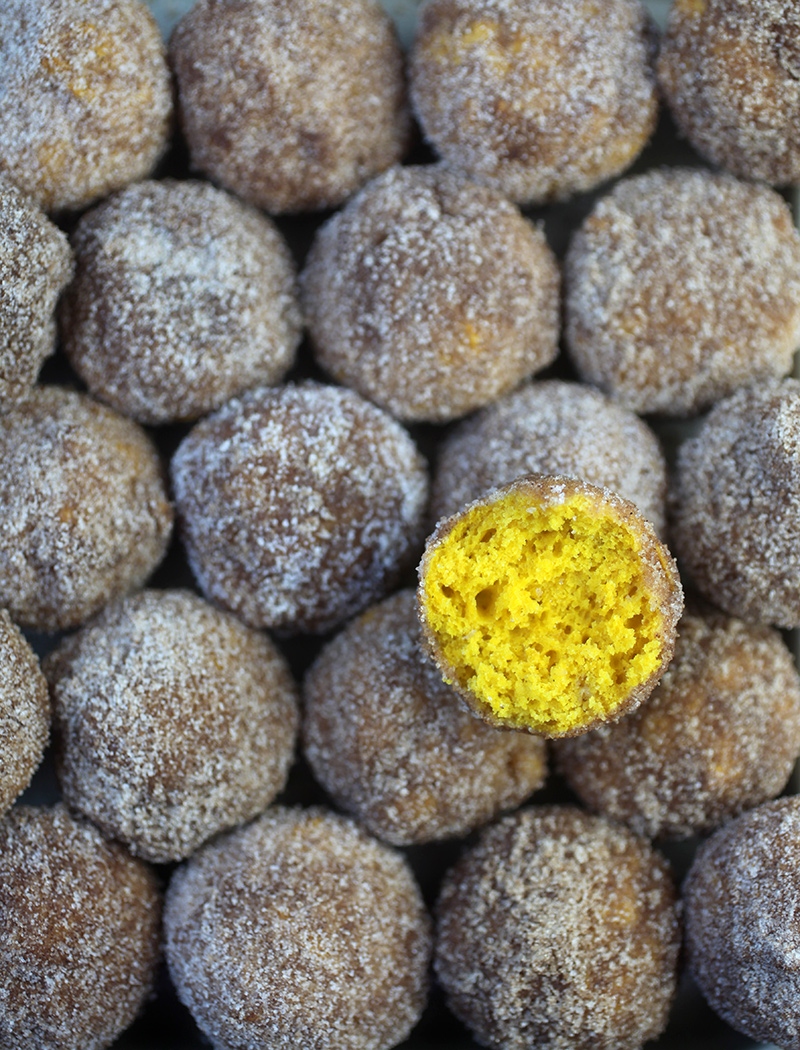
419, 475, 682, 736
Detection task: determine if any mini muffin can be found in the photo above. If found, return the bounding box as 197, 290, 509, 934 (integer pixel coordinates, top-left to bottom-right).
0, 387, 173, 633
0, 0, 172, 213
0, 181, 73, 412
671, 378, 800, 628
435, 806, 680, 1050
46, 589, 299, 863
683, 796, 800, 1048
0, 611, 50, 817
431, 379, 667, 534
554, 607, 800, 840
169, 0, 410, 213
171, 382, 429, 635
303, 589, 547, 845
302, 165, 560, 422
418, 474, 683, 737
565, 168, 800, 416
0, 804, 161, 1050
164, 807, 432, 1050
410, 0, 658, 204
61, 180, 302, 425
659, 0, 800, 185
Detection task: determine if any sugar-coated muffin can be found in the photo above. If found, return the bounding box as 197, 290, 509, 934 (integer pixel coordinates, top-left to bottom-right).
431, 379, 667, 534
302, 165, 560, 422
554, 607, 800, 840
418, 474, 682, 737
565, 168, 800, 416
410, 0, 658, 205
0, 0, 172, 213
61, 180, 302, 425
671, 378, 800, 628
0, 181, 73, 412
304, 589, 547, 845
0, 804, 161, 1050
45, 589, 299, 863
683, 796, 800, 1048
659, 0, 800, 185
0, 611, 49, 817
169, 0, 410, 213
435, 806, 680, 1050
171, 382, 429, 635
164, 807, 432, 1050
0, 387, 173, 633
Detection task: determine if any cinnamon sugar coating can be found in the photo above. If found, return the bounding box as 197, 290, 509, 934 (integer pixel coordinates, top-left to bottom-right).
565, 168, 800, 416
0, 804, 161, 1050
435, 806, 680, 1050
303, 589, 547, 845
164, 807, 432, 1050
169, 0, 410, 214
409, 0, 658, 205
671, 378, 800, 628
0, 181, 73, 413
0, 0, 172, 213
431, 379, 667, 534
659, 0, 800, 185
61, 180, 302, 425
302, 165, 560, 422
554, 608, 800, 840
171, 382, 429, 635
45, 589, 299, 863
0, 611, 50, 817
684, 797, 800, 1047
0, 387, 173, 633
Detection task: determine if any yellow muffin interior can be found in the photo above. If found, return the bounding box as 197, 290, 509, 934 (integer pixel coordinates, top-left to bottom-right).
421, 487, 667, 735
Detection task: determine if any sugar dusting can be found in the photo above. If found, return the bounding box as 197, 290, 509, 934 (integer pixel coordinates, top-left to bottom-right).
46, 589, 299, 863
431, 378, 667, 534
555, 609, 800, 839
671, 378, 800, 627
435, 806, 680, 1050
565, 168, 800, 416
302, 164, 560, 421
0, 0, 172, 212
164, 807, 432, 1050
410, 0, 658, 204
659, 0, 800, 184
0, 611, 50, 815
171, 382, 429, 634
0, 804, 161, 1050
0, 179, 73, 411
0, 387, 173, 632
62, 179, 302, 425
303, 588, 547, 845
684, 796, 800, 1047
169, 0, 410, 213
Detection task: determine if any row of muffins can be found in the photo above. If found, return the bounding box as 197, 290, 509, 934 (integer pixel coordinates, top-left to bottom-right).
4, 0, 800, 1048
4, 0, 799, 214
4, 579, 797, 1045
7, 162, 800, 427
